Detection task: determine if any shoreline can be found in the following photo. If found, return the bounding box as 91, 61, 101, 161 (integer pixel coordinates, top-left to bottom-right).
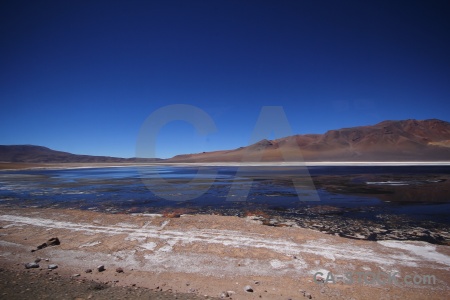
1, 161, 450, 171
1, 207, 449, 299
2, 202, 449, 245
1, 164, 449, 246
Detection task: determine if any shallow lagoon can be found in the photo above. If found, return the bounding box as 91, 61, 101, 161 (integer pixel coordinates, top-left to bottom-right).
1, 165, 449, 243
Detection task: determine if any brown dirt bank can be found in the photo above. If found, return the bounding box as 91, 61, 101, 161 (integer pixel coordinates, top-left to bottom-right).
0, 208, 449, 299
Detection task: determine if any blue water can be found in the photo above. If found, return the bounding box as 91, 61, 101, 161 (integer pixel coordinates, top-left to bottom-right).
0, 166, 449, 225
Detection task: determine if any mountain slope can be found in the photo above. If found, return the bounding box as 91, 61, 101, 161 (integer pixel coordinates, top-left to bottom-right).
0, 145, 160, 163
168, 119, 450, 162
2, 119, 449, 163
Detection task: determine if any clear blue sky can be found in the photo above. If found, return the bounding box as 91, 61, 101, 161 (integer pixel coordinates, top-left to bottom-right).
1, 1, 449, 158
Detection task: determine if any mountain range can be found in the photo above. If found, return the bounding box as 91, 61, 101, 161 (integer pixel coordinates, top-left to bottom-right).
169, 119, 450, 162
0, 145, 160, 163
1, 119, 450, 163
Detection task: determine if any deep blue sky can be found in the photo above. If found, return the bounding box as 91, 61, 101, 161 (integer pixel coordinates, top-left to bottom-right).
1, 1, 449, 158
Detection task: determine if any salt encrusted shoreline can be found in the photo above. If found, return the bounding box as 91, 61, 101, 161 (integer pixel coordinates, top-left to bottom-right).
0, 207, 449, 299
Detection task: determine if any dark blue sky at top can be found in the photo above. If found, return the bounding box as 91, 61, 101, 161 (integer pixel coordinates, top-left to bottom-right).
1, 0, 449, 158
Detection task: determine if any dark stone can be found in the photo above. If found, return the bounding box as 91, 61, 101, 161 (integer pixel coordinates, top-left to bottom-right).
244, 285, 253, 292
32, 237, 60, 252
89, 282, 108, 291
24, 263, 39, 269
47, 237, 60, 246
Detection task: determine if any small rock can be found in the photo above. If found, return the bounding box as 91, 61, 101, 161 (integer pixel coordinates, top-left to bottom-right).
305, 292, 312, 299
72, 274, 81, 277
34, 258, 41, 263
220, 291, 230, 298
85, 269, 92, 273
97, 265, 105, 272
32, 237, 61, 252
24, 263, 39, 269
244, 285, 253, 292
48, 264, 58, 270
115, 267, 124, 273
47, 237, 60, 246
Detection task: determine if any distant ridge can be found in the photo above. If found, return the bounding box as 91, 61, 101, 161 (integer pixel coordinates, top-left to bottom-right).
0, 145, 160, 163
168, 119, 450, 162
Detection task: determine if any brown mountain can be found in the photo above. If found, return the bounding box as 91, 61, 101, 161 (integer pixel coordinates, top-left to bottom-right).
168, 119, 450, 162
2, 119, 449, 164
0, 145, 160, 163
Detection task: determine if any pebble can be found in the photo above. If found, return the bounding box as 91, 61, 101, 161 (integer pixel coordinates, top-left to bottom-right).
48, 264, 58, 270
220, 291, 230, 298
97, 265, 105, 272
244, 285, 253, 292
72, 274, 81, 277
115, 267, 124, 273
85, 269, 92, 273
34, 258, 41, 263
24, 263, 39, 269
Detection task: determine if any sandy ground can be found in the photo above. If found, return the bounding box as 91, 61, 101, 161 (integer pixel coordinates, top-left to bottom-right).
0, 208, 449, 299
0, 267, 216, 300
